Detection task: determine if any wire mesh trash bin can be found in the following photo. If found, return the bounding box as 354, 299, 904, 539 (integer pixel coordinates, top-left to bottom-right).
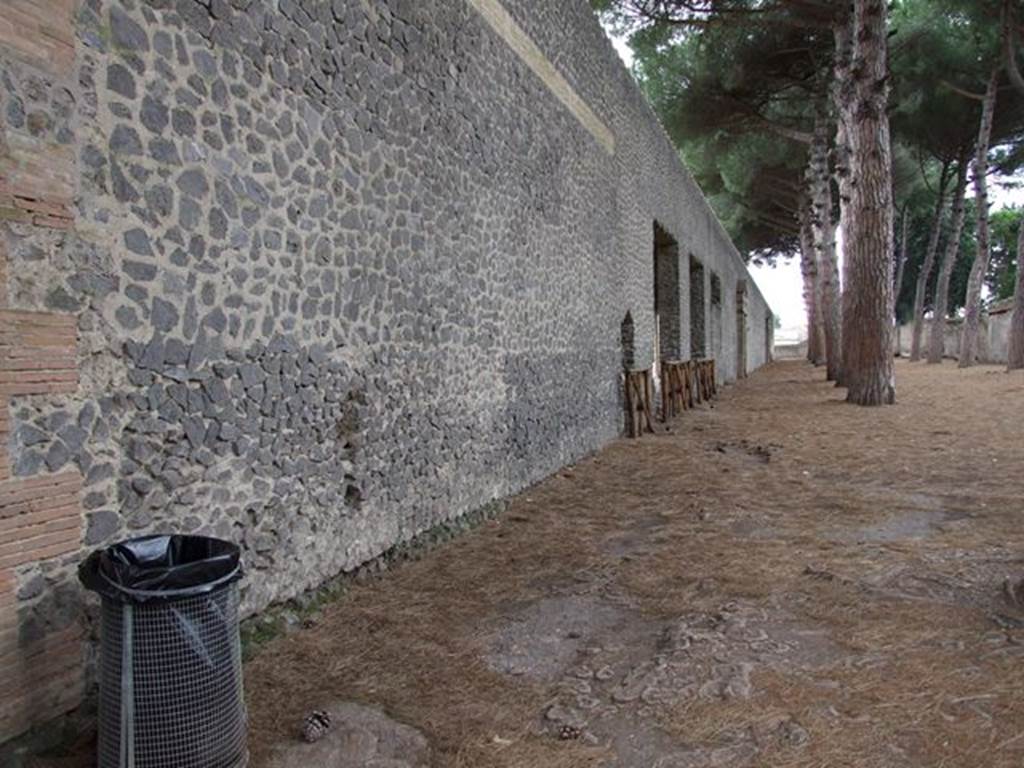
80, 535, 247, 768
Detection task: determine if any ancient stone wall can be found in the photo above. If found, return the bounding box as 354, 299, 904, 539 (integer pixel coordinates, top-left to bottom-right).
0, 0, 89, 742
0, 0, 772, 741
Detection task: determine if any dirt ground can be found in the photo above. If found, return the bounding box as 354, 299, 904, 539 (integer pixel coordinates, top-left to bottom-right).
37, 359, 1024, 767
242, 359, 1024, 767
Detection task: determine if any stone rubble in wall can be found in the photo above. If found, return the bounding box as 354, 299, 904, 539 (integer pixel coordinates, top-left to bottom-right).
0, 0, 620, 621
0, 0, 767, 653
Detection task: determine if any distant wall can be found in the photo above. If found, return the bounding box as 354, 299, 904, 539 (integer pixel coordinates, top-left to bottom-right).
0, 0, 771, 741
988, 307, 1012, 363
896, 312, 1008, 363
774, 341, 808, 360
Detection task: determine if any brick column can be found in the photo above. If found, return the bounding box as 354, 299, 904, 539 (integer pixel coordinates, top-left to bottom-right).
0, 0, 84, 743
0, 298, 86, 747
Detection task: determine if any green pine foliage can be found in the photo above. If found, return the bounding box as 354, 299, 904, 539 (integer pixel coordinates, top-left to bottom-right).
594, 0, 1024, 292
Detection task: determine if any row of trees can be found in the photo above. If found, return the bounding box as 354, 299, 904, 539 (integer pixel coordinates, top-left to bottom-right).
594, 0, 1024, 402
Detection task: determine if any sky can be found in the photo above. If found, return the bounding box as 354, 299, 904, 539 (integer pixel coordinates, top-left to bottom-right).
751, 180, 1023, 343
607, 31, 1023, 344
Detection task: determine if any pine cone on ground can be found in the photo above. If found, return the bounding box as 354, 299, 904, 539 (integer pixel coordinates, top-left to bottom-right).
302, 710, 332, 743
559, 724, 582, 741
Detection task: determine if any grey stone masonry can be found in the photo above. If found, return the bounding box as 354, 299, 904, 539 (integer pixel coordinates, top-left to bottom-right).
0, 0, 773, 710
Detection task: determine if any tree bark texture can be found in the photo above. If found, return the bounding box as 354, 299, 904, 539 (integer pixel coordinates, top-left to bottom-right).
799, 202, 826, 365
892, 203, 909, 356
833, 14, 854, 387
958, 65, 1000, 368
1005, 0, 1024, 97
928, 160, 969, 364
894, 203, 909, 317
1007, 220, 1024, 370
842, 0, 896, 405
909, 162, 951, 361
807, 110, 842, 379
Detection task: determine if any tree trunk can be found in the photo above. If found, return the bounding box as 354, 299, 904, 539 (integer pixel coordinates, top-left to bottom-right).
832, 12, 854, 387
909, 162, 951, 361
892, 204, 909, 356
894, 203, 909, 317
1005, 0, 1024, 97
808, 109, 842, 380
1007, 220, 1024, 370
842, 0, 896, 405
928, 159, 970, 364
958, 65, 1000, 368
799, 201, 826, 365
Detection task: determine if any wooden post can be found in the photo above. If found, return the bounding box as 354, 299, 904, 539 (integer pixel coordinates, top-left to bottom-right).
660, 361, 669, 422
623, 372, 630, 436
624, 369, 655, 438
684, 360, 693, 409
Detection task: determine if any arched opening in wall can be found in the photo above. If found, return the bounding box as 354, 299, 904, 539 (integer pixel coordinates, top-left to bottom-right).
709, 271, 722, 363
653, 223, 681, 365
621, 311, 635, 370
689, 256, 706, 358
736, 280, 748, 378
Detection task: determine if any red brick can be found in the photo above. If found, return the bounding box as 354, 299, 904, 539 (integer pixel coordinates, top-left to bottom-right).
0, 410, 9, 482
0, 150, 75, 209
0, 570, 12, 601
12, 196, 69, 218
0, 501, 80, 532
32, 214, 74, 230
0, 536, 79, 569
0, 471, 79, 496
0, 382, 78, 399
0, 79, 85, 734
0, 362, 78, 376
0, 479, 79, 509
0, 309, 78, 402
0, 309, 77, 330
0, 470, 81, 569
0, 236, 7, 308
1, 480, 81, 504
0, 1, 76, 76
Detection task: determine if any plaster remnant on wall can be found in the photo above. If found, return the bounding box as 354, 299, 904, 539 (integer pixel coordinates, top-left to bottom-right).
466, 0, 617, 155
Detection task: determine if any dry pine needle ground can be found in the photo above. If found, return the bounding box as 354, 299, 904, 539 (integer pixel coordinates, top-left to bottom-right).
34, 359, 1024, 767
243, 359, 1024, 767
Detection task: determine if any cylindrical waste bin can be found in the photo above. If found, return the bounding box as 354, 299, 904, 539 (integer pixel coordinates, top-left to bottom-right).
80, 535, 247, 768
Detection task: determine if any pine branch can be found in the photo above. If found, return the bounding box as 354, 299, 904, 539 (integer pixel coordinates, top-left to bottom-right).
1005, 1, 1024, 97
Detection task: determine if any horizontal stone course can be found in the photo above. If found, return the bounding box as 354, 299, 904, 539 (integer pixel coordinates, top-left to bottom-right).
0, 310, 78, 399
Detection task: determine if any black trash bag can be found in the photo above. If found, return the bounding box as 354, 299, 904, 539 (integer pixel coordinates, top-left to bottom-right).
79, 534, 242, 603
